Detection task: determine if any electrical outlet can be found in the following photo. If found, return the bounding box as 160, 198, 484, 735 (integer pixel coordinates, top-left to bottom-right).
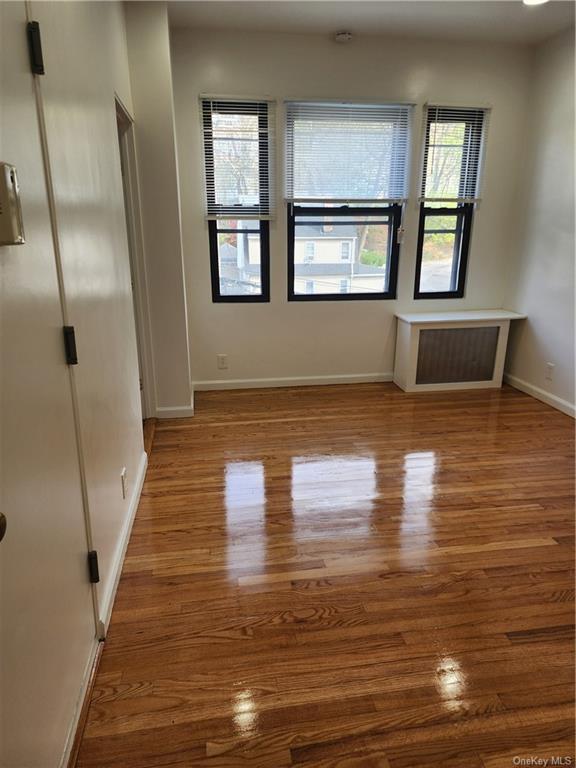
545, 362, 555, 382
217, 354, 228, 370
120, 467, 127, 499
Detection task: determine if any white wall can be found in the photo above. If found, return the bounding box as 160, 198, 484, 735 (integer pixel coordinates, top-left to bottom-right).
171, 29, 533, 386
125, 2, 193, 416
109, 1, 134, 116
504, 29, 575, 416
2, 2, 147, 765
30, 0, 147, 628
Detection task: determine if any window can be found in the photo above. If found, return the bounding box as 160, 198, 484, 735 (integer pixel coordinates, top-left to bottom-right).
289, 204, 402, 300
415, 106, 488, 299
201, 99, 274, 302
305, 280, 315, 294
208, 219, 269, 299
304, 241, 316, 262
285, 101, 412, 301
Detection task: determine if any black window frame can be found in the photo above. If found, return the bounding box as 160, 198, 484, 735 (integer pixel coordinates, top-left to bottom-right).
208, 219, 270, 303
415, 109, 483, 300
414, 202, 473, 300
287, 203, 402, 302
202, 99, 271, 303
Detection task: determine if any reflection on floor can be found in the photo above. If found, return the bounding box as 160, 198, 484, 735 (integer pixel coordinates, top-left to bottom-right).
77, 383, 575, 768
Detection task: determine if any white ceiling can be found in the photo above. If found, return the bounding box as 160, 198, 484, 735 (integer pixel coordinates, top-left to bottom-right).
168, 1, 575, 44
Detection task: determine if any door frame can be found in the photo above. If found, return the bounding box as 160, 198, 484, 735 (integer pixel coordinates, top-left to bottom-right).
115, 95, 156, 419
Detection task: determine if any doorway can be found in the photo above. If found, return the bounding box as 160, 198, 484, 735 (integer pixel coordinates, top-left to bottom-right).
115, 98, 154, 419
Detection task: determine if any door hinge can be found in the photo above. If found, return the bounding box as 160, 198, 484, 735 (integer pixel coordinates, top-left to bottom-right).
87, 550, 100, 584
63, 326, 78, 365
27, 21, 45, 76
396, 226, 405, 244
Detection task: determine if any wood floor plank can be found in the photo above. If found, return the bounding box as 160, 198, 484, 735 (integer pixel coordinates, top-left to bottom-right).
142, 418, 157, 456
75, 384, 575, 767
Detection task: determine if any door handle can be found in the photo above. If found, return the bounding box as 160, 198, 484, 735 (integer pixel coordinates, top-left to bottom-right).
0, 513, 6, 542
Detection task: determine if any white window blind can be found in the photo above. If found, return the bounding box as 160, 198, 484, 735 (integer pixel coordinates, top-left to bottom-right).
420, 106, 489, 203
285, 102, 413, 203
201, 99, 275, 219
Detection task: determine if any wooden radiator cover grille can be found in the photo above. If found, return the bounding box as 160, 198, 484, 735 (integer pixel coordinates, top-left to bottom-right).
416, 326, 500, 385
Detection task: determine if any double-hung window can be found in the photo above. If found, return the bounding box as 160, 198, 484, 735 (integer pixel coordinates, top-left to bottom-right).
201, 99, 275, 302
285, 102, 412, 301
415, 106, 488, 299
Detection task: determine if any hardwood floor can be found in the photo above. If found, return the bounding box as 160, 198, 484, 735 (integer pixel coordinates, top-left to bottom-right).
143, 417, 157, 456
76, 384, 575, 768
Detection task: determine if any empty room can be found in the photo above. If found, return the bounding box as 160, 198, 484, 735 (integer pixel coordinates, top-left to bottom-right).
1, 1, 575, 766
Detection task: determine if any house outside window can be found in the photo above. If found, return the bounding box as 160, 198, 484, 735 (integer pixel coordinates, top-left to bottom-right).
285, 101, 412, 301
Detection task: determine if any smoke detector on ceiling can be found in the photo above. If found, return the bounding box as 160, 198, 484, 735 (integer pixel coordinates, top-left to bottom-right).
334, 31, 353, 43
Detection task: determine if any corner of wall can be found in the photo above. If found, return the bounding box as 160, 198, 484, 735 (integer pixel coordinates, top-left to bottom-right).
503, 27, 575, 416
124, 1, 193, 417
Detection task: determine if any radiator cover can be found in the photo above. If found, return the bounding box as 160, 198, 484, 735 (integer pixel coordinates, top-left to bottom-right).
416, 326, 500, 385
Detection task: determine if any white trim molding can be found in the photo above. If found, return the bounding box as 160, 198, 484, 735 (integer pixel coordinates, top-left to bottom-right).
60, 637, 100, 768
194, 373, 393, 391
97, 450, 148, 636
504, 373, 575, 418
116, 98, 158, 420
156, 399, 195, 418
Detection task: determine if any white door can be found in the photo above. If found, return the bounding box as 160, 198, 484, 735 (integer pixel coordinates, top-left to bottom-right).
30, 0, 145, 629
0, 4, 97, 766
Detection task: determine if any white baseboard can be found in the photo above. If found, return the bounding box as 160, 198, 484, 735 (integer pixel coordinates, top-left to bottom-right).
156, 403, 194, 418
60, 451, 148, 765
97, 450, 148, 636
193, 372, 394, 391
156, 390, 194, 419
59, 636, 100, 768
504, 372, 575, 418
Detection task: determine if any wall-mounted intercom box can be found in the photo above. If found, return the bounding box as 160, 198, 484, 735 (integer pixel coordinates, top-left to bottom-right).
0, 162, 25, 246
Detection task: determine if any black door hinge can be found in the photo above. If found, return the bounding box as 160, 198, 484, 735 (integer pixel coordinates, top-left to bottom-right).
63, 326, 78, 365
88, 550, 100, 584
27, 21, 45, 75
